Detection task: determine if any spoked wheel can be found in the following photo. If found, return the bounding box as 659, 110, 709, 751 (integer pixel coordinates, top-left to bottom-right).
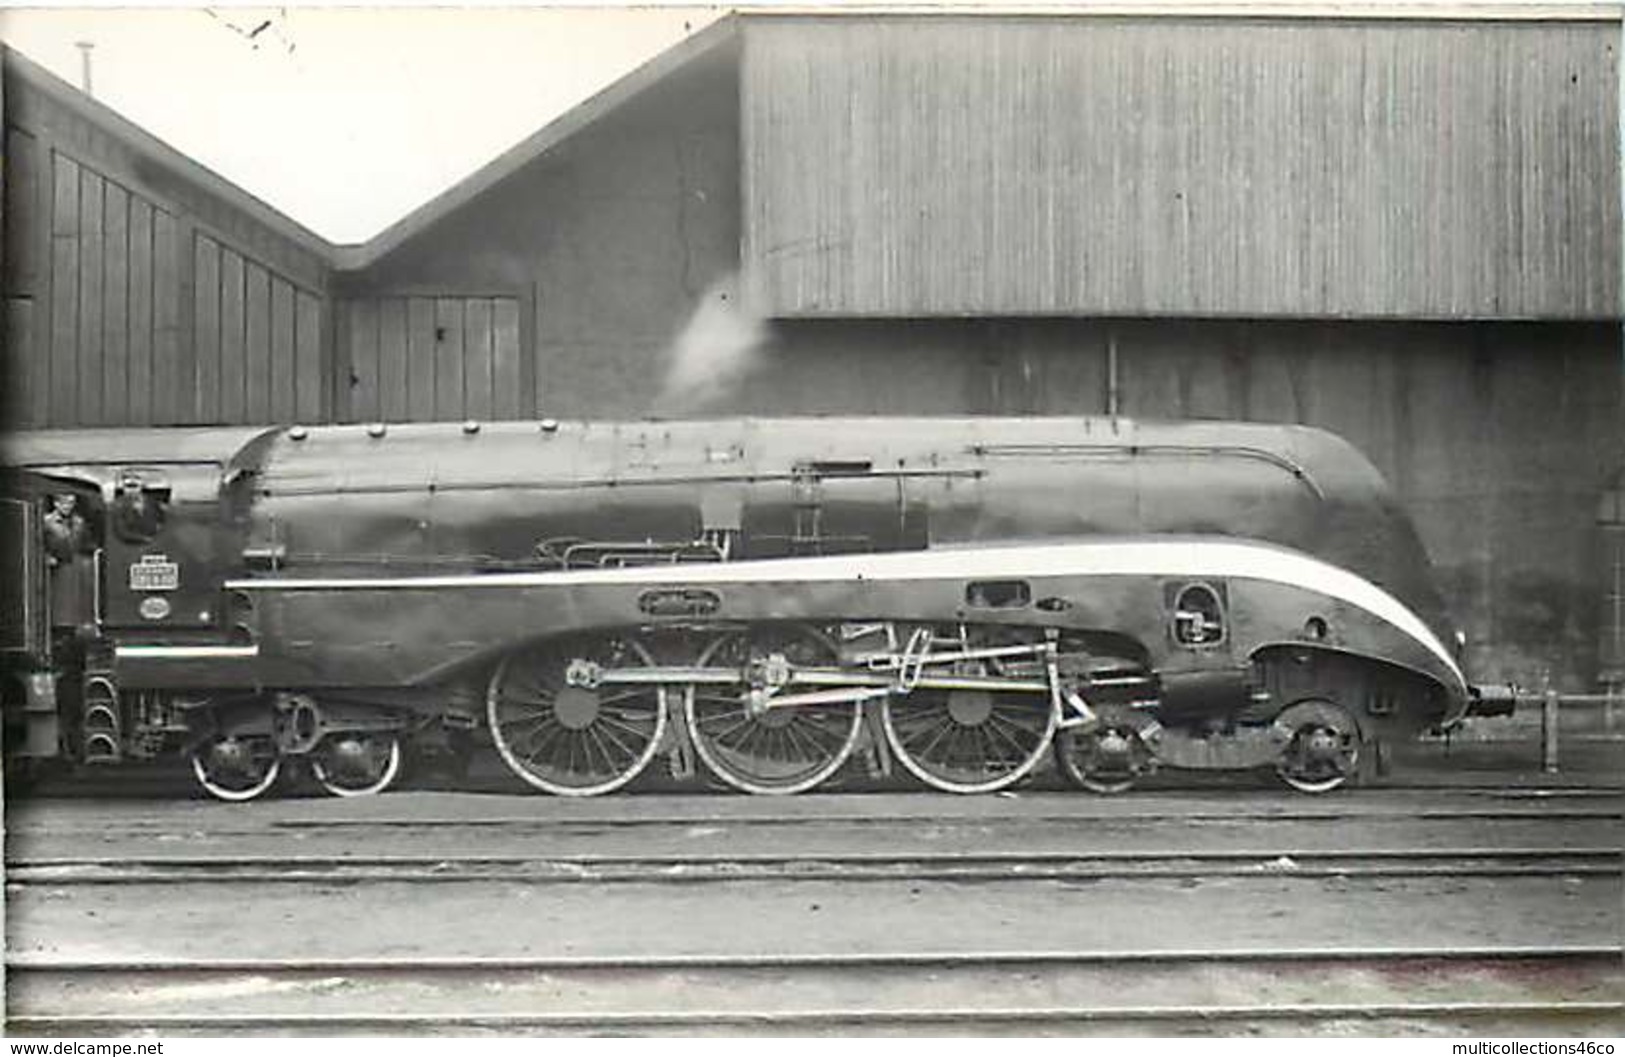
1054, 723, 1151, 794
1274, 699, 1361, 794
882, 661, 1057, 794
684, 625, 863, 794
311, 733, 403, 797
487, 634, 667, 796
190, 736, 282, 802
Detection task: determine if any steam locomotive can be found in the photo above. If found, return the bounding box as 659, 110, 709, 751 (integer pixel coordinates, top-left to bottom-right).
1, 416, 1493, 800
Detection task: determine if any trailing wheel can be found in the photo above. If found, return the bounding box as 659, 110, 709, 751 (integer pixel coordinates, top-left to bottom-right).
1054, 723, 1150, 794
1273, 699, 1361, 794
684, 625, 863, 794
487, 634, 667, 796
190, 736, 282, 802
881, 660, 1057, 793
311, 733, 403, 797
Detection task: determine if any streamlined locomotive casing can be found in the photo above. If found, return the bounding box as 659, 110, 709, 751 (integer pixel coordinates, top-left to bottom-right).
1, 416, 1471, 797
232, 537, 1466, 711
236, 417, 1451, 629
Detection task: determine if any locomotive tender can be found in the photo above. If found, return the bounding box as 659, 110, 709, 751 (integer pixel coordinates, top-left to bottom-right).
1, 415, 1487, 800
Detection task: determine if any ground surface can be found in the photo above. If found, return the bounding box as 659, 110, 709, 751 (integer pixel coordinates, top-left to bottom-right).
4, 734, 1621, 1036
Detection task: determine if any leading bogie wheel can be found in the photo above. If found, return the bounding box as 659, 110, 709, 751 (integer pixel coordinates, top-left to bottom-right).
684, 625, 864, 795
311, 733, 403, 797
191, 736, 282, 802
487, 634, 668, 796
1054, 724, 1148, 794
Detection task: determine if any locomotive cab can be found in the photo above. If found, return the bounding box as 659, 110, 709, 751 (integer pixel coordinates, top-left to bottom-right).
100, 464, 233, 632
1, 428, 270, 767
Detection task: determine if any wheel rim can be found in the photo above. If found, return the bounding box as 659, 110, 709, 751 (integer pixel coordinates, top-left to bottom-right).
487, 635, 667, 796
1276, 724, 1359, 793
191, 737, 282, 802
883, 682, 1056, 794
1054, 726, 1142, 794
311, 734, 403, 797
685, 627, 863, 795
1275, 700, 1360, 794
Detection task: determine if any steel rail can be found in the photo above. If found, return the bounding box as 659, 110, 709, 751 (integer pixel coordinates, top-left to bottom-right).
243, 805, 1621, 829
9, 847, 1617, 884
15, 845, 1618, 867
10, 1001, 1621, 1034
11, 944, 1620, 973
11, 805, 1616, 848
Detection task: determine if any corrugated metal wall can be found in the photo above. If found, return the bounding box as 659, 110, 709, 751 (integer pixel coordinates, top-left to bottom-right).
742, 17, 1621, 319
338, 296, 523, 422
3, 52, 331, 429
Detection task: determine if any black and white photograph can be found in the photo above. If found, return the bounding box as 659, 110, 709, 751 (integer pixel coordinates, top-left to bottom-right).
0, 1, 1620, 1040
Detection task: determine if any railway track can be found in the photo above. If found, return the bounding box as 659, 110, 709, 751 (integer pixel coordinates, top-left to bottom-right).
9, 845, 1620, 884
9, 787, 1618, 1036
76, 803, 1625, 831
11, 947, 1622, 1036
14, 791, 1620, 832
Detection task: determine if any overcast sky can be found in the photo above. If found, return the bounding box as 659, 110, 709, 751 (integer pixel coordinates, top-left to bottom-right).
0, 6, 727, 243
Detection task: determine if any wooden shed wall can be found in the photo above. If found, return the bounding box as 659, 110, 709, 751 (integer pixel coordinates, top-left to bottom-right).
339, 296, 523, 422
3, 55, 331, 429
742, 17, 1621, 319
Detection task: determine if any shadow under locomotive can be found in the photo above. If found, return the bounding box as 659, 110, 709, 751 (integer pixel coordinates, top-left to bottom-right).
0, 416, 1511, 800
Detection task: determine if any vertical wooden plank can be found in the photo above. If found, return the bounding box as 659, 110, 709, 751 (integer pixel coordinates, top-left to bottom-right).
331, 297, 352, 422
127, 196, 154, 425
406, 297, 437, 420
4, 128, 41, 295
152, 210, 181, 424
463, 299, 494, 419
7, 299, 38, 427
519, 286, 539, 416
48, 153, 79, 425
102, 182, 129, 425
434, 298, 465, 419
218, 247, 245, 422
76, 168, 104, 425
348, 298, 380, 421
378, 297, 408, 421
270, 279, 296, 422
244, 262, 271, 422
193, 235, 221, 422
492, 298, 521, 420
294, 290, 323, 423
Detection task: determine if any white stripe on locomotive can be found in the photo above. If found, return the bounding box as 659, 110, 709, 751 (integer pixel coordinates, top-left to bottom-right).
225, 538, 1464, 691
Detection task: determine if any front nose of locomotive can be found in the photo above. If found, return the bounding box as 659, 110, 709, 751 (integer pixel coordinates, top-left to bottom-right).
1446, 628, 1520, 724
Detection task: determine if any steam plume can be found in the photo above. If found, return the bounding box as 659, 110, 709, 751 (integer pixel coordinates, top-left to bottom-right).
653, 272, 768, 416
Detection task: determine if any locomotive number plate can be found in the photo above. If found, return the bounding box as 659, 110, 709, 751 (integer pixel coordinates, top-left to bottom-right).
129, 557, 180, 592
